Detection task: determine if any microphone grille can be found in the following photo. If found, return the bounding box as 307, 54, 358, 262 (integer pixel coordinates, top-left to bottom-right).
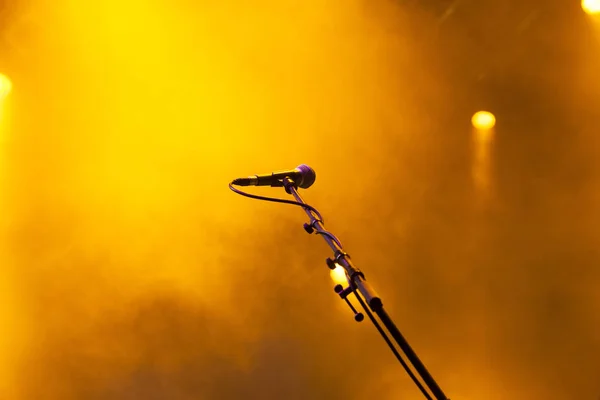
296, 164, 316, 189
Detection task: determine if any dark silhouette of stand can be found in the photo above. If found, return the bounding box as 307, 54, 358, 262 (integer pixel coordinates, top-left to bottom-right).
282, 177, 450, 400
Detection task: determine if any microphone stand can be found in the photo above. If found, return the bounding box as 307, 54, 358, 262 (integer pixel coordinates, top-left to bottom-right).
281, 177, 450, 400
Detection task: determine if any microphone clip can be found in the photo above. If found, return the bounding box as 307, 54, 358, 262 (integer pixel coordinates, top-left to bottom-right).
282, 176, 298, 194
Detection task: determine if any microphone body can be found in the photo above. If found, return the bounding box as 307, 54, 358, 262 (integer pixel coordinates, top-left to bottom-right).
232, 164, 316, 189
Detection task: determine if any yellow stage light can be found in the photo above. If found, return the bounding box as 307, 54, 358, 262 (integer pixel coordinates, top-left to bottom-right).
582, 0, 600, 14
471, 111, 496, 130
0, 74, 12, 100
330, 264, 348, 286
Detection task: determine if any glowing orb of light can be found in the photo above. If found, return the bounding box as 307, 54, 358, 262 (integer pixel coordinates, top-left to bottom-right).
0, 73, 12, 100
582, 0, 600, 15
330, 264, 348, 286
471, 111, 496, 130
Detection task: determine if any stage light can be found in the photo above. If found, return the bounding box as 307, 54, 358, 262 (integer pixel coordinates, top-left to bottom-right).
330, 264, 348, 286
0, 73, 12, 100
471, 111, 496, 130
582, 0, 600, 14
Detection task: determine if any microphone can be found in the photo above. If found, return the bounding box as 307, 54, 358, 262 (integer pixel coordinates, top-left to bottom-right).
232, 164, 316, 189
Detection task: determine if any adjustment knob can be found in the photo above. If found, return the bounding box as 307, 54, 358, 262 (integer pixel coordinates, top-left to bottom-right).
326, 257, 337, 270
303, 223, 314, 234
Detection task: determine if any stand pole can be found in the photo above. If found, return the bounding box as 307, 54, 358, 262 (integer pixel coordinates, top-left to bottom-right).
282, 178, 450, 400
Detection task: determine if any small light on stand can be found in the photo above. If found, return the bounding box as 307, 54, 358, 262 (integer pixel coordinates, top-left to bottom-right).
329, 262, 348, 286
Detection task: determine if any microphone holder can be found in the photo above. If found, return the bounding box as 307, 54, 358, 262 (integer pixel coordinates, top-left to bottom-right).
282, 177, 450, 400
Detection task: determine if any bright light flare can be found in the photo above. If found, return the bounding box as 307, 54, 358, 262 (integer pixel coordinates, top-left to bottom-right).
471, 111, 496, 130
330, 264, 348, 286
582, 0, 600, 14
0, 74, 12, 100
471, 111, 495, 201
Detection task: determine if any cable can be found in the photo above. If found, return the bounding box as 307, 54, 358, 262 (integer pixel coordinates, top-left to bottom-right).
229, 182, 324, 221
315, 230, 343, 248
353, 291, 434, 400
229, 182, 344, 248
